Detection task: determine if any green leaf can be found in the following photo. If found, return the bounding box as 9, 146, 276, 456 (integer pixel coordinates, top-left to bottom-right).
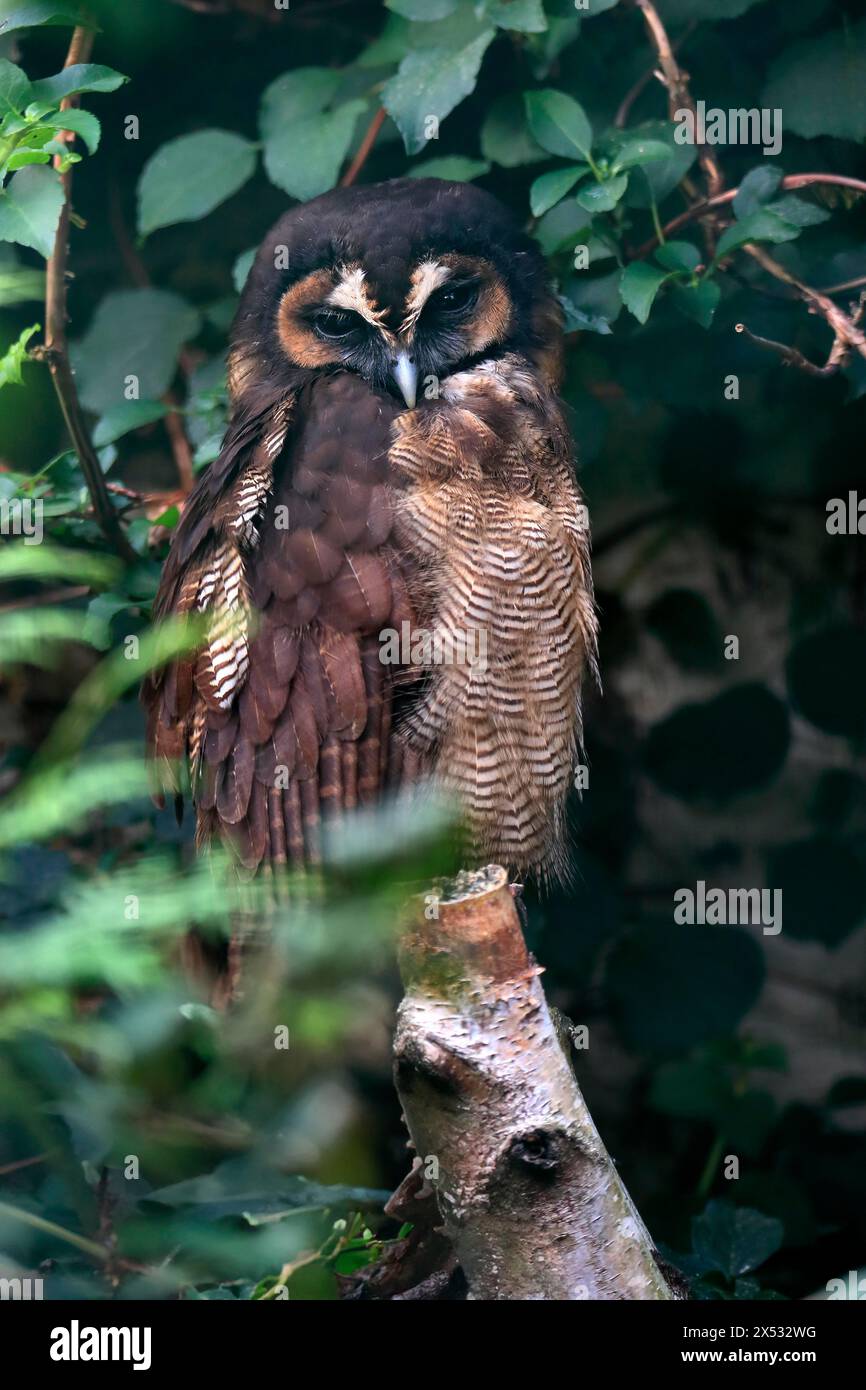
137, 130, 257, 238
670, 278, 720, 328
644, 684, 790, 801
484, 0, 547, 33
534, 196, 590, 256
82, 592, 131, 648
609, 138, 671, 174
524, 88, 593, 160
149, 1163, 389, 1224
763, 21, 866, 143
408, 155, 490, 181
560, 268, 622, 334
0, 165, 64, 257
383, 31, 495, 155
6, 149, 52, 170
530, 163, 589, 216
576, 172, 627, 213
582, 0, 620, 12
29, 63, 128, 104
692, 1203, 783, 1279
765, 194, 830, 229
0, 321, 38, 387
480, 92, 546, 167
0, 59, 31, 118
654, 239, 701, 273
0, 1, 86, 32
258, 67, 342, 142
263, 99, 365, 200
622, 120, 696, 208
358, 13, 411, 67
0, 264, 43, 304
386, 0, 456, 17
92, 399, 168, 447
620, 260, 671, 324
715, 207, 802, 260
733, 164, 783, 219
526, 15, 580, 79
0, 539, 119, 586
0, 755, 150, 852
0, 606, 109, 665
72, 288, 201, 414
232, 246, 256, 294
41, 108, 101, 155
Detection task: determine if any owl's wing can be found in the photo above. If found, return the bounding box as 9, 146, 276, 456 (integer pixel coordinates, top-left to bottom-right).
142, 371, 422, 872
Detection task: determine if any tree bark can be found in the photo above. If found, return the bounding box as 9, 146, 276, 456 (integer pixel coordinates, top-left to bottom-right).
392, 865, 677, 1301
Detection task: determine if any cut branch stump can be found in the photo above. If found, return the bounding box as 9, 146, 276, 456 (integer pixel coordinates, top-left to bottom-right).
392, 865, 677, 1301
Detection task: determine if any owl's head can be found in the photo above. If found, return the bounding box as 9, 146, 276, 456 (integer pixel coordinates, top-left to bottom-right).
230, 179, 561, 410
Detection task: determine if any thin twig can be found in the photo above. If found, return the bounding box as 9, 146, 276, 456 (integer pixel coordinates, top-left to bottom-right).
632, 173, 866, 259
341, 107, 386, 187
0, 1152, 48, 1177
818, 275, 866, 296
614, 21, 696, 129
35, 24, 136, 563
734, 323, 848, 378
633, 0, 723, 197
744, 246, 866, 364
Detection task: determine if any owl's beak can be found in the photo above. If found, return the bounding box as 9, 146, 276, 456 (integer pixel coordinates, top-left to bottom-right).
392, 352, 418, 409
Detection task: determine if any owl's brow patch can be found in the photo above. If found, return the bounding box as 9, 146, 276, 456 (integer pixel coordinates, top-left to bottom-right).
400, 259, 453, 334
402, 255, 514, 353
327, 265, 391, 335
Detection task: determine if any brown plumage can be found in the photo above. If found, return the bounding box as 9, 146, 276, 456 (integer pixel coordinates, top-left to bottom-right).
142, 178, 597, 887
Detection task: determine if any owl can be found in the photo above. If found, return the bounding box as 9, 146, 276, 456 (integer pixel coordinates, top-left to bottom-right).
142, 178, 597, 887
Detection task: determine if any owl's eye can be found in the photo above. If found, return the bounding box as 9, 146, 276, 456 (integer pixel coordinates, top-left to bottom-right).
311, 307, 361, 342
431, 280, 478, 317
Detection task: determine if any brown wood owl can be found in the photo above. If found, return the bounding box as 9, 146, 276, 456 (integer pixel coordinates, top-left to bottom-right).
142, 178, 597, 886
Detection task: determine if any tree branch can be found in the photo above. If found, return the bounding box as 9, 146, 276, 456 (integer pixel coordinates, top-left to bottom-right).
744, 245, 866, 365
632, 173, 866, 259
393, 866, 679, 1301
340, 107, 386, 188
734, 322, 848, 377
633, 0, 723, 198
34, 24, 136, 563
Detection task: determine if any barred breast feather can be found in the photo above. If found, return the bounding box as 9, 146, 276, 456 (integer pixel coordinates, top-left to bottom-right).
388, 354, 597, 883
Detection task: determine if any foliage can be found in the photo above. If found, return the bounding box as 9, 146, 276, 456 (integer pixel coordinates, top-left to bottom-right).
1, 0, 865, 1301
